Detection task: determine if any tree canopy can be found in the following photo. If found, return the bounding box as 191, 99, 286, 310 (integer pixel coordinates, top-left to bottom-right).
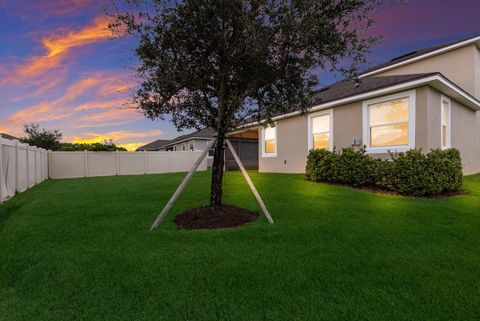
20, 123, 63, 150
110, 0, 383, 206
20, 123, 127, 151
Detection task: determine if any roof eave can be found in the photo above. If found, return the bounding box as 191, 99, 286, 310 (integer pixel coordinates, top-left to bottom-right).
236, 74, 480, 130
162, 136, 212, 148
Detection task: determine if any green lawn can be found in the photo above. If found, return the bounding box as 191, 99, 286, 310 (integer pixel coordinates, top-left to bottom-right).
1, 171, 480, 321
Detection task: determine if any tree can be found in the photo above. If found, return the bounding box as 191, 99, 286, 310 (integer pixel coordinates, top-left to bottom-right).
59, 141, 127, 151
110, 0, 382, 207
21, 123, 62, 150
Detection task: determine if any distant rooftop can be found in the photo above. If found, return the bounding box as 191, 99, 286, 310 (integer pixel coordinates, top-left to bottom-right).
0, 133, 20, 141
136, 139, 171, 151
162, 127, 215, 148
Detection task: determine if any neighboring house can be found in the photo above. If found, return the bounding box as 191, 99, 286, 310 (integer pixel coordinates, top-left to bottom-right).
140, 127, 258, 168
162, 127, 258, 168
0, 133, 19, 141
233, 34, 480, 175
136, 139, 170, 151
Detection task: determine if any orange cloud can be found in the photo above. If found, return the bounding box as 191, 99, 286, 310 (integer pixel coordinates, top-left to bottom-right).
0, 71, 136, 136
17, 17, 114, 78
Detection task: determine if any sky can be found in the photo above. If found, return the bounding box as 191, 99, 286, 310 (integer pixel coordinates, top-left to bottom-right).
0, 0, 479, 150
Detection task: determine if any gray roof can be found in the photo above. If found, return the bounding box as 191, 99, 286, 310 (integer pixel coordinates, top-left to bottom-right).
360, 33, 480, 76
163, 127, 215, 147
0, 133, 19, 141
136, 139, 170, 151
311, 73, 437, 105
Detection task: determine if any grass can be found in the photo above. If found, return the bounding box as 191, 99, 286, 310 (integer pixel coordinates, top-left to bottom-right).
1, 171, 480, 321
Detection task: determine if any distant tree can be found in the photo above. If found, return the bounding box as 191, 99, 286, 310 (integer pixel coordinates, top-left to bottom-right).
60, 140, 127, 151
110, 0, 383, 207
21, 123, 62, 150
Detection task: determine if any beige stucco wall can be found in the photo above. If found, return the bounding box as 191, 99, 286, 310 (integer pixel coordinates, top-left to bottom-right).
258, 115, 309, 173
450, 98, 480, 174
258, 86, 480, 175
376, 44, 480, 99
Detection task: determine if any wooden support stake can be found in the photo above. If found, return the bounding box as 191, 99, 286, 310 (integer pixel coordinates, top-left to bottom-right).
150, 138, 217, 230
226, 139, 274, 224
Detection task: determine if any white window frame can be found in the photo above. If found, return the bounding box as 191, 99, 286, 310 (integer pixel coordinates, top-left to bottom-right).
441, 95, 451, 149
261, 124, 277, 158
362, 90, 416, 154
307, 109, 333, 151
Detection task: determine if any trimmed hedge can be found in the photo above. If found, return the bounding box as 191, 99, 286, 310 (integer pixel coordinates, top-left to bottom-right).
306, 147, 463, 197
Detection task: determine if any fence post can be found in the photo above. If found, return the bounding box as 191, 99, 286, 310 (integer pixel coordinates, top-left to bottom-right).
115, 150, 119, 176
168, 151, 172, 173
144, 150, 147, 174
0, 140, 4, 204
15, 141, 19, 192
48, 150, 52, 179
84, 150, 88, 177
26, 145, 30, 189
34, 147, 38, 184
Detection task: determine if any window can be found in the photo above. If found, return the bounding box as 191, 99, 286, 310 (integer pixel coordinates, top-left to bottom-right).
190, 142, 194, 151
362, 90, 416, 153
261, 125, 277, 157
208, 148, 215, 157
308, 109, 332, 151
441, 96, 451, 149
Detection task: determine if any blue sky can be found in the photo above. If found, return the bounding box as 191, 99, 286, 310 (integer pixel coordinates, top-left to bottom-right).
0, 0, 479, 150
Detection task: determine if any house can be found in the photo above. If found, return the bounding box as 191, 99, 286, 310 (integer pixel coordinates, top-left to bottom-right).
140, 127, 259, 168
163, 127, 259, 168
136, 139, 170, 151
232, 34, 480, 175
0, 133, 19, 141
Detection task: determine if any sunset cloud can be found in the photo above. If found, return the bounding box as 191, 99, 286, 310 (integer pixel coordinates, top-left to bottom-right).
17, 16, 114, 78
0, 71, 136, 136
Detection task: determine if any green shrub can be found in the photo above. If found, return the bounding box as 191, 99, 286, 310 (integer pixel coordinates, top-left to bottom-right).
333, 148, 379, 187
382, 149, 439, 196
306, 147, 463, 197
383, 148, 463, 196
427, 149, 463, 192
305, 149, 337, 182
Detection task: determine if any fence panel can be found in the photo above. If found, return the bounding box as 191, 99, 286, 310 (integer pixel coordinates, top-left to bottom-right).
49, 150, 207, 179
27, 148, 36, 188
118, 152, 145, 175
0, 138, 48, 203
17, 144, 28, 192
146, 152, 170, 174
87, 152, 116, 177
49, 152, 86, 179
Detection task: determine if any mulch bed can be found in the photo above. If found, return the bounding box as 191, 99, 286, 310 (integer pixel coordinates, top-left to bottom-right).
174, 205, 259, 230
333, 183, 468, 198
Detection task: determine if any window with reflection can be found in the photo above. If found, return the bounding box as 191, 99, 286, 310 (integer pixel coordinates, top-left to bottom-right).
368, 98, 409, 148
312, 114, 330, 149
263, 126, 276, 155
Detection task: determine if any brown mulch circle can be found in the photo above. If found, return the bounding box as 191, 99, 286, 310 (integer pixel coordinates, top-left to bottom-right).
174, 205, 260, 230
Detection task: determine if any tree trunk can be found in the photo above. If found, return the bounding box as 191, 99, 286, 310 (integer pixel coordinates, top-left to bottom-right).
210, 134, 225, 207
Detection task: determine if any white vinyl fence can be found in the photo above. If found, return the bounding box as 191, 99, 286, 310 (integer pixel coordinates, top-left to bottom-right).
49, 150, 207, 179
0, 138, 48, 203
